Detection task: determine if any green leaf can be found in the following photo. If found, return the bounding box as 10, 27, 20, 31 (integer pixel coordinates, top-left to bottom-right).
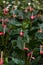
0, 24, 3, 31
17, 37, 24, 49
8, 19, 22, 26
12, 57, 24, 65
35, 32, 43, 40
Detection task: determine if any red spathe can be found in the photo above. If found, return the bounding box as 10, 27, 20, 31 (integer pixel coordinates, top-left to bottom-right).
40, 51, 43, 54
0, 32, 4, 35
0, 59, 3, 65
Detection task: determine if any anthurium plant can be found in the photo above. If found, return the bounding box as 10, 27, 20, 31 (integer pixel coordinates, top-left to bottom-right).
0, 0, 43, 65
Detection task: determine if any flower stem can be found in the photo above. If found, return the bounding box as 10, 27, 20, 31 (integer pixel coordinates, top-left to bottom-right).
1, 35, 4, 45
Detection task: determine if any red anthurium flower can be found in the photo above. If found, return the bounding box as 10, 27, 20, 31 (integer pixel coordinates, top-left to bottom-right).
40, 51, 43, 54
27, 7, 34, 12
2, 24, 6, 28
30, 15, 36, 20
0, 32, 4, 35
20, 31, 24, 37
29, 7, 34, 12
13, 14, 17, 18
27, 52, 31, 56
3, 8, 9, 15
38, 29, 42, 33
0, 59, 4, 65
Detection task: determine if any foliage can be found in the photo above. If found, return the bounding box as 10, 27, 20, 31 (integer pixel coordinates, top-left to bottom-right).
0, 0, 43, 65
